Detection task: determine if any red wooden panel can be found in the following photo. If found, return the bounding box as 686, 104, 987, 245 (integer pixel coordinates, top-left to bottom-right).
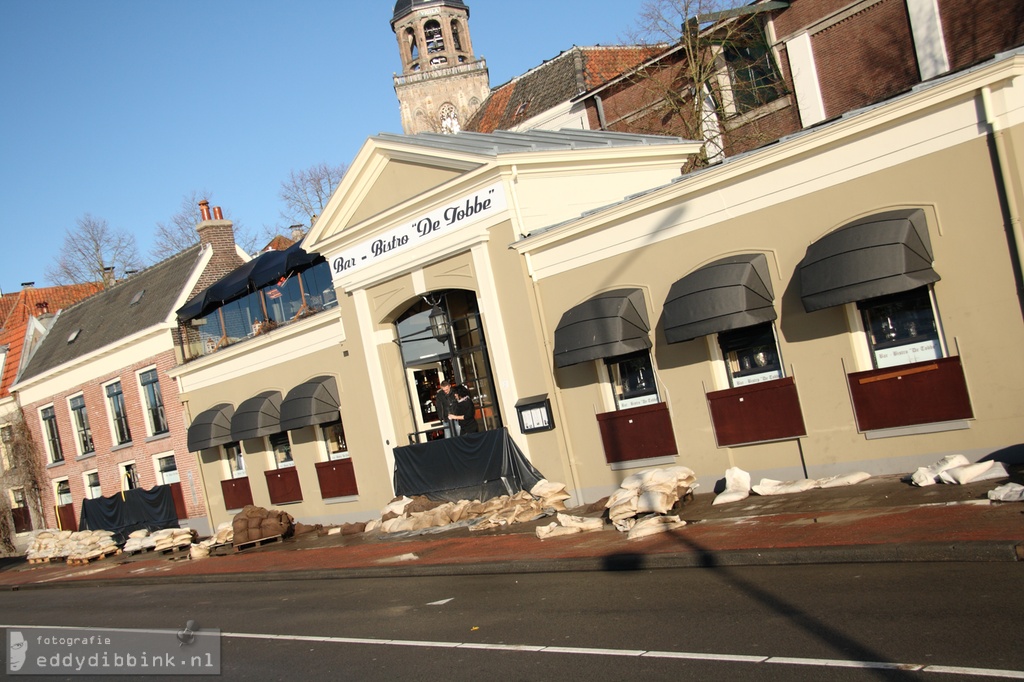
596, 402, 677, 463
706, 377, 807, 447
56, 503, 77, 532
265, 467, 302, 505
848, 356, 973, 432
11, 506, 32, 534
315, 459, 359, 499
220, 477, 254, 511
168, 482, 188, 519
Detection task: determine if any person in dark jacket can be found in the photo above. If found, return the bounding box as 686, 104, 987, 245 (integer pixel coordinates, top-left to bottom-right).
434, 379, 459, 437
452, 384, 479, 434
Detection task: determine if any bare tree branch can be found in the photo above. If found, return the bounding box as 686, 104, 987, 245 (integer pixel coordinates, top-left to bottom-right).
151, 190, 260, 260
278, 162, 347, 229
45, 214, 144, 287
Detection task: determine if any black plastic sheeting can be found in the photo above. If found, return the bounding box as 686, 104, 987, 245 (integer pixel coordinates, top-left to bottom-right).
78, 485, 180, 545
393, 428, 545, 503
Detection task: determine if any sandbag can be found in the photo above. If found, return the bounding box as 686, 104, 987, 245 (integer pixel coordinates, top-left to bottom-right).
937, 461, 1007, 485
910, 454, 970, 487
713, 467, 751, 506
752, 478, 816, 496
988, 482, 1024, 502
627, 514, 686, 540
817, 471, 871, 488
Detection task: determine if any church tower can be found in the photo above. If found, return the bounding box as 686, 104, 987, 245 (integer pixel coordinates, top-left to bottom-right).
391, 0, 490, 135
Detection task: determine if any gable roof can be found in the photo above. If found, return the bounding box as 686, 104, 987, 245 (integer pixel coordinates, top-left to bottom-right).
18, 246, 203, 383
0, 283, 103, 399
466, 45, 665, 133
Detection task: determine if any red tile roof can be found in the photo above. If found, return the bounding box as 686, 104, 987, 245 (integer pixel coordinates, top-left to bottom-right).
263, 235, 296, 252
0, 283, 103, 398
467, 45, 667, 133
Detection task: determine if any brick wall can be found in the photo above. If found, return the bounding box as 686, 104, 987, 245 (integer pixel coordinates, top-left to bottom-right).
940, 0, 1024, 72
811, 0, 918, 119
24, 348, 206, 529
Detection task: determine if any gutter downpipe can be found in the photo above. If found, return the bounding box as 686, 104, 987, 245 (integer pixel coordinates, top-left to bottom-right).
981, 84, 1024, 321
595, 95, 608, 131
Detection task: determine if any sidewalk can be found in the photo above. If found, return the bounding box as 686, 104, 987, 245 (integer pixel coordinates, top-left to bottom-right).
2, 473, 1021, 590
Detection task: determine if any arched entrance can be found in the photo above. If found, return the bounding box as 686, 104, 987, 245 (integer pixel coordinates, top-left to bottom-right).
395, 290, 502, 443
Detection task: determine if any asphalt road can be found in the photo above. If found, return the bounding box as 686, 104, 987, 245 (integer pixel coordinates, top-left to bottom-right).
2, 562, 1022, 681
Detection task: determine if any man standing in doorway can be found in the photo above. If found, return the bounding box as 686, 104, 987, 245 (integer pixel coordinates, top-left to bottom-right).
434, 379, 460, 437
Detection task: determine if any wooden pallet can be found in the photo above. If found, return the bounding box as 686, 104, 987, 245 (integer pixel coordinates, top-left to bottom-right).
122, 546, 155, 556
157, 544, 192, 555
28, 556, 62, 565
66, 549, 121, 566
234, 535, 283, 552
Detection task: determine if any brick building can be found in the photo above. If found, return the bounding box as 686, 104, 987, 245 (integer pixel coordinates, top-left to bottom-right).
11, 209, 245, 536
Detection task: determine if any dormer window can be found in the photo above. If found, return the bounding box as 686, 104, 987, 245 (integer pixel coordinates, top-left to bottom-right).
424, 20, 444, 54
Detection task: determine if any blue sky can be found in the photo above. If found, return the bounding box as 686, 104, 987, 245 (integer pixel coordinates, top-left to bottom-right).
0, 1, 649, 295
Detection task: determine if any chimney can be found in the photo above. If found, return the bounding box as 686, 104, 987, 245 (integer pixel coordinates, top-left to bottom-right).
199, 200, 211, 221
102, 266, 116, 287
290, 224, 305, 242
196, 201, 235, 252
35, 301, 49, 314
212, 206, 223, 220
21, 281, 34, 288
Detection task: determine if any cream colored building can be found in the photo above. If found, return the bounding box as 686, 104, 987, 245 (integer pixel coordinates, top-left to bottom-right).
179, 50, 1024, 529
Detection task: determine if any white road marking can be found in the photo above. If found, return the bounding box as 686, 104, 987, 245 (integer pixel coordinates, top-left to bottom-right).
426, 597, 454, 605
3, 624, 1022, 677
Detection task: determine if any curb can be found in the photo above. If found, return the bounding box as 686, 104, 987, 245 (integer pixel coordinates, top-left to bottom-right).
4, 540, 1020, 591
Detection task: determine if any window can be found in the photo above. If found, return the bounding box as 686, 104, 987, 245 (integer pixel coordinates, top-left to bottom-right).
269, 432, 293, 468
83, 470, 102, 500
720, 30, 782, 112
69, 394, 94, 456
605, 351, 660, 410
155, 454, 179, 485
424, 19, 444, 53
451, 20, 462, 51
139, 369, 168, 435
718, 323, 784, 387
41, 405, 63, 463
322, 421, 348, 460
858, 287, 942, 369
439, 103, 460, 135
105, 381, 132, 445
0, 424, 12, 470
54, 479, 72, 506
119, 461, 138, 491
225, 442, 246, 478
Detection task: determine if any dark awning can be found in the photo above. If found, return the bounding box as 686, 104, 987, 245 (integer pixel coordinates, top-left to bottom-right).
230, 391, 283, 441
280, 376, 341, 431
186, 403, 235, 452
248, 242, 323, 290
553, 288, 652, 368
800, 209, 939, 312
663, 253, 777, 343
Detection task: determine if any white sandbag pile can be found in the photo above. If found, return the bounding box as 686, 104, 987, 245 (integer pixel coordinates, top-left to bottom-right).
232, 505, 294, 547
190, 522, 236, 560
371, 480, 572, 535
713, 467, 751, 506
909, 455, 1007, 486
535, 513, 604, 539
25, 529, 119, 563
712, 467, 873, 504
605, 467, 696, 532
150, 528, 195, 553
122, 529, 157, 554
988, 482, 1024, 502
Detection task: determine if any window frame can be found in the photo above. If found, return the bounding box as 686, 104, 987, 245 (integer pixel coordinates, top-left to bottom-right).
39, 404, 64, 464
119, 460, 138, 491
153, 452, 180, 485
320, 420, 349, 461
104, 379, 133, 446
53, 477, 72, 506
82, 469, 102, 500
137, 367, 169, 437
67, 393, 94, 457
602, 350, 660, 411
716, 322, 785, 388
224, 441, 246, 479
855, 286, 946, 370
268, 432, 294, 469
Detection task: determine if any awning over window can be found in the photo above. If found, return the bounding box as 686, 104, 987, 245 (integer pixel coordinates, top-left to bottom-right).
230, 391, 283, 441
800, 209, 939, 312
280, 376, 341, 431
553, 288, 652, 368
663, 253, 776, 343
186, 403, 235, 452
